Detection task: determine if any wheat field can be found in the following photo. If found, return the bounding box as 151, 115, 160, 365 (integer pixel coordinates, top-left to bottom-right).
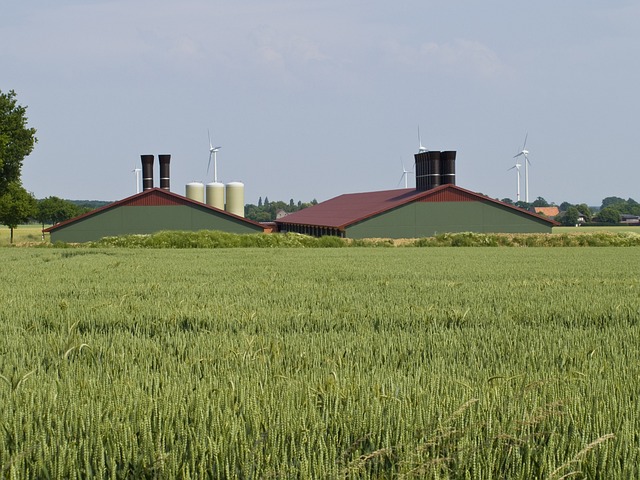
1, 247, 638, 478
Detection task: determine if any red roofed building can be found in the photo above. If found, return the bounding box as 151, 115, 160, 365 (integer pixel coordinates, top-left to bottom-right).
44, 188, 266, 243
276, 184, 558, 239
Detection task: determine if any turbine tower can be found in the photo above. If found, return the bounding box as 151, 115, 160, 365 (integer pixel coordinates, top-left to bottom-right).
508, 160, 522, 202
513, 134, 531, 202
132, 168, 142, 194
398, 158, 413, 188
207, 130, 222, 183
417, 126, 428, 153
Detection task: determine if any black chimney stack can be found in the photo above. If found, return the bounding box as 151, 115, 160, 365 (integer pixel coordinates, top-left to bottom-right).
426, 150, 441, 190
414, 152, 428, 191
413, 150, 457, 191
440, 151, 456, 185
141, 155, 154, 190
159, 154, 171, 190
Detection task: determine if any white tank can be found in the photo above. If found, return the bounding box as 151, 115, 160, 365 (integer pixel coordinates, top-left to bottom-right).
185, 182, 205, 203
225, 182, 245, 217
206, 182, 225, 210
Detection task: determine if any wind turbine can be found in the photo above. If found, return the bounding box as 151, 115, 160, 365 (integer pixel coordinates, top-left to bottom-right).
508, 160, 522, 202
417, 126, 428, 153
398, 158, 414, 188
513, 133, 531, 202
207, 129, 222, 183
132, 167, 142, 194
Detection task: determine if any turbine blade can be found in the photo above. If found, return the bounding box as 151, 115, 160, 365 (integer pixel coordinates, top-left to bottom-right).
522, 132, 528, 151
207, 151, 212, 175
397, 172, 406, 187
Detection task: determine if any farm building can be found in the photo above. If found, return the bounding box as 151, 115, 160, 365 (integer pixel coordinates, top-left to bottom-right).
44, 155, 266, 243
276, 150, 557, 238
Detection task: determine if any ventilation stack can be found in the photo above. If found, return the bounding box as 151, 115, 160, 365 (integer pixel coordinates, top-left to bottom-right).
413, 150, 457, 191
141, 155, 154, 190
440, 151, 456, 185
158, 154, 171, 190
414, 152, 428, 191
426, 151, 441, 190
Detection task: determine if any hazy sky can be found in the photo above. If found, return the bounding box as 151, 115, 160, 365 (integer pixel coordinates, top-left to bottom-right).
4, 1, 639, 206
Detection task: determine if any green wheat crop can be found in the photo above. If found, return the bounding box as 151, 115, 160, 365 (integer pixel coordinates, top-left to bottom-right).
0, 247, 638, 478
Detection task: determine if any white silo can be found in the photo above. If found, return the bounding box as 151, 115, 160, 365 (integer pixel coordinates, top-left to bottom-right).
185, 182, 205, 203
206, 182, 225, 210
225, 182, 245, 217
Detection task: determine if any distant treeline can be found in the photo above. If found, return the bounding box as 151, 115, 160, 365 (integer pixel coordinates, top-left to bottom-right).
244, 197, 318, 222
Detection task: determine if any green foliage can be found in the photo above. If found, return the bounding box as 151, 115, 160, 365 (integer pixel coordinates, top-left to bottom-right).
0, 183, 37, 242
245, 197, 317, 222
46, 230, 639, 248
91, 230, 348, 248
531, 196, 550, 207
0, 248, 638, 477
559, 206, 581, 226
600, 197, 640, 215
36, 196, 83, 226
0, 89, 37, 194
596, 206, 621, 224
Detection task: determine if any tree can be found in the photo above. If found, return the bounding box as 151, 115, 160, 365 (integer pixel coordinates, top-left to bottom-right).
0, 90, 37, 195
575, 203, 592, 221
500, 198, 514, 205
601, 196, 625, 209
560, 206, 580, 226
36, 196, 81, 228
559, 201, 572, 212
531, 197, 549, 207
596, 207, 620, 224
0, 183, 37, 243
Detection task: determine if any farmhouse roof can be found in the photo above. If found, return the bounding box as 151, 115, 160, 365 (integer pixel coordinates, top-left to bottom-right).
275, 184, 559, 230
533, 206, 560, 217
43, 188, 266, 233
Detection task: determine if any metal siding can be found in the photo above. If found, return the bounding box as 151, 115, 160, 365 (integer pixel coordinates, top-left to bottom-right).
345, 201, 552, 239
50, 205, 263, 243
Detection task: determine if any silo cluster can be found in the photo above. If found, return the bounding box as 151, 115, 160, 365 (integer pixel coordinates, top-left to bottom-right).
414, 150, 456, 191
184, 181, 245, 218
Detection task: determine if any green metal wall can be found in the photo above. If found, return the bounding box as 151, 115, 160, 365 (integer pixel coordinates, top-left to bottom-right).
345, 201, 552, 239
50, 205, 263, 243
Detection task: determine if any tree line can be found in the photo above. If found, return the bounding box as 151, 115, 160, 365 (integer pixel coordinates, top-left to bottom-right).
500, 196, 639, 226
244, 196, 318, 222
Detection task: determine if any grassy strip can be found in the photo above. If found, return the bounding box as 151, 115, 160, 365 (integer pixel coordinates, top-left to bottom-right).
83, 230, 640, 248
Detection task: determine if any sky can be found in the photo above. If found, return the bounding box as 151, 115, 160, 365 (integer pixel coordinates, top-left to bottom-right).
3, 1, 639, 206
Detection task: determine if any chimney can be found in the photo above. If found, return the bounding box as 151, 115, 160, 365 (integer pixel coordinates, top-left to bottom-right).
426, 150, 441, 190
158, 154, 171, 190
413, 150, 457, 191
414, 151, 428, 191
141, 154, 154, 190
440, 151, 456, 186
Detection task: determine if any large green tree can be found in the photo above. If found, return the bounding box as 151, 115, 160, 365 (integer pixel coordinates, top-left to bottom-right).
0, 182, 37, 243
36, 196, 82, 228
0, 90, 37, 194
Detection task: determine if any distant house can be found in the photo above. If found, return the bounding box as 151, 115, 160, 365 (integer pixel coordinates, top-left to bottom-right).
532, 206, 560, 218
44, 188, 266, 243
621, 214, 640, 225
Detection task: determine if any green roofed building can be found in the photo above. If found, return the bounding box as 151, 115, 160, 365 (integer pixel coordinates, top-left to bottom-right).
44, 188, 266, 243
275, 184, 558, 239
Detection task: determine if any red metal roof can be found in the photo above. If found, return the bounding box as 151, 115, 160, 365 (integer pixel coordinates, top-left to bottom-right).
275, 184, 559, 230
44, 188, 266, 232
